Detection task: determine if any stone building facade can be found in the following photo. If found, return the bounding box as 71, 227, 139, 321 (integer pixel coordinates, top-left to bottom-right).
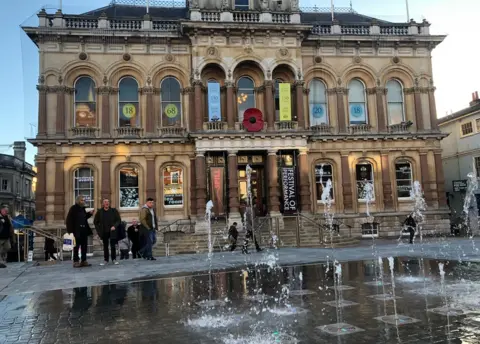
23, 0, 449, 238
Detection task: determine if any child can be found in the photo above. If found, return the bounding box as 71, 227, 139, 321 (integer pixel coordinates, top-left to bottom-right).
118, 236, 132, 260
44, 237, 57, 261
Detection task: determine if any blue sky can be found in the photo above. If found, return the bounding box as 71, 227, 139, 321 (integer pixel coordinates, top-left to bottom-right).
1, 0, 478, 164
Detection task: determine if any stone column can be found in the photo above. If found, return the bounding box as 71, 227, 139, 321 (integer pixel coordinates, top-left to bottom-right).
381, 153, 394, 210
341, 153, 353, 211
190, 156, 197, 216
375, 87, 387, 132
194, 81, 203, 131
35, 157, 47, 221
195, 152, 207, 215
56, 86, 66, 137
37, 85, 48, 137
413, 88, 424, 131
295, 81, 305, 129
226, 81, 235, 130
144, 87, 155, 135
434, 151, 447, 207
187, 87, 195, 132
419, 152, 432, 204
428, 86, 438, 130
227, 151, 239, 213
336, 88, 347, 133
101, 157, 111, 203
264, 81, 274, 131
267, 150, 280, 213
98, 87, 111, 136
53, 157, 65, 220
146, 156, 156, 200
298, 149, 311, 212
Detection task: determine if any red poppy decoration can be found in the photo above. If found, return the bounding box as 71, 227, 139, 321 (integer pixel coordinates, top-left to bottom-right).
242, 108, 264, 132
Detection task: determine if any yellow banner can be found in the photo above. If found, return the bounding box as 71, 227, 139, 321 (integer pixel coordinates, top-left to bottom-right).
279, 83, 292, 121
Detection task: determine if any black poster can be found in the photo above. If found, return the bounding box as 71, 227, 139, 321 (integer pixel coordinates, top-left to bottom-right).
281, 167, 297, 214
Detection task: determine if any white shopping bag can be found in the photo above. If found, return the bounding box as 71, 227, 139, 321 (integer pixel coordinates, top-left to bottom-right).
62, 233, 75, 251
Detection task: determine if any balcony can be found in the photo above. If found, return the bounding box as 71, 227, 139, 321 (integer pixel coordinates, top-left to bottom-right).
275, 121, 298, 131
388, 121, 413, 134
310, 124, 333, 135
70, 127, 99, 139
348, 124, 372, 135
203, 122, 228, 131
235, 122, 267, 132
115, 127, 143, 138
157, 127, 187, 137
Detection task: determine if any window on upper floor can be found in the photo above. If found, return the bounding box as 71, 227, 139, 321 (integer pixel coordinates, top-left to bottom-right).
461, 121, 473, 136
160, 77, 182, 127
74, 76, 96, 127
274, 79, 283, 121
118, 77, 139, 127
235, 0, 249, 10
207, 79, 221, 122
348, 79, 368, 125
1, 179, 9, 192
386, 79, 405, 125
309, 79, 328, 127
237, 77, 255, 122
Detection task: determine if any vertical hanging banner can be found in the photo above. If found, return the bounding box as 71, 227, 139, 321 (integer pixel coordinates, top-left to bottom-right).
281, 167, 297, 214
279, 83, 292, 121
208, 82, 221, 122
210, 167, 225, 216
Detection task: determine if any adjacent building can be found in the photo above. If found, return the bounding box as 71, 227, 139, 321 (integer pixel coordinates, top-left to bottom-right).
22, 0, 450, 239
0, 142, 36, 218
438, 92, 480, 218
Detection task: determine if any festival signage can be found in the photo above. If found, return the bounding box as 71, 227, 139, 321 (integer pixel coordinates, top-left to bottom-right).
309, 103, 327, 126
453, 180, 468, 192
279, 83, 292, 121
349, 103, 366, 124
208, 82, 221, 121
210, 167, 225, 216
281, 167, 297, 214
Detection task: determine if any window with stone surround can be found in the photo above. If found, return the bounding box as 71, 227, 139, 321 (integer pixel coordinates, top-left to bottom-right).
74, 77, 96, 127
237, 77, 255, 122
235, 0, 249, 10
309, 79, 328, 126
1, 179, 9, 192
315, 163, 334, 202
356, 163, 375, 200
119, 167, 139, 209
348, 79, 368, 125
395, 161, 413, 199
160, 77, 182, 127
73, 167, 94, 209
163, 166, 184, 207
118, 77, 139, 127
386, 79, 405, 125
461, 121, 473, 136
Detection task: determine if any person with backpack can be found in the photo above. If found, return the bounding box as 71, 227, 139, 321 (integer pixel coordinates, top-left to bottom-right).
94, 198, 121, 265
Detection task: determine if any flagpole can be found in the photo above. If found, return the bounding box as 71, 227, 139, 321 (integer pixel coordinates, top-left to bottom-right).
405, 0, 410, 22
146, 0, 150, 14
331, 0, 335, 21
59, 0, 62, 11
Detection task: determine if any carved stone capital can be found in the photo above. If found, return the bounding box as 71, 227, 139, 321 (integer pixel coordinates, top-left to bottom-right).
36, 85, 48, 93
335, 87, 346, 94
263, 80, 273, 88
139, 86, 158, 95
303, 88, 310, 95
225, 80, 235, 88
255, 85, 265, 93
181, 86, 194, 94
326, 88, 337, 95
294, 80, 305, 88
96, 86, 112, 95
192, 79, 203, 87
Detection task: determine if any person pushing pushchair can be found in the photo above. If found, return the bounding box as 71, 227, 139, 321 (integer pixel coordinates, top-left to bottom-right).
403, 214, 417, 244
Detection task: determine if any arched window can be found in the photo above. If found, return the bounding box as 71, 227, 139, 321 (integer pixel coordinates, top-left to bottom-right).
355, 162, 375, 200
309, 79, 328, 126
395, 160, 413, 199
315, 163, 334, 202
74, 77, 96, 127
119, 167, 139, 208
207, 79, 221, 122
386, 79, 405, 125
118, 77, 139, 127
163, 166, 184, 207
348, 79, 367, 125
160, 77, 182, 127
237, 77, 255, 122
74, 167, 94, 208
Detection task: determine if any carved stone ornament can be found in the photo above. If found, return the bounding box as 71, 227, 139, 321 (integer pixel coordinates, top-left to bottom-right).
147, 76, 152, 85
392, 56, 400, 64
278, 48, 289, 57
163, 54, 174, 62
78, 52, 88, 61
188, 0, 199, 9
266, 69, 271, 79
103, 75, 108, 85
207, 46, 218, 57
221, 0, 230, 10
122, 53, 131, 61
244, 46, 253, 54
38, 75, 45, 84
314, 56, 323, 64
353, 56, 362, 64
291, 0, 299, 11
260, 0, 268, 11
58, 75, 63, 85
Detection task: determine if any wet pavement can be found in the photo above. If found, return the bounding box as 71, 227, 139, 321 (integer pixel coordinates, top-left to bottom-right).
1, 238, 480, 343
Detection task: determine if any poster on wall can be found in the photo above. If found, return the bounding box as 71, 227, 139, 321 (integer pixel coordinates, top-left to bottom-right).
349, 103, 367, 124
281, 167, 297, 214
309, 104, 327, 126
163, 167, 184, 207
210, 167, 225, 216
279, 83, 292, 121
75, 103, 96, 127
119, 102, 139, 127
208, 82, 221, 122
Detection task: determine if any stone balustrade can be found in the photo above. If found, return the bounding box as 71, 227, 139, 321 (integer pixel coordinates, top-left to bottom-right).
387, 122, 412, 133
70, 127, 99, 138
310, 124, 333, 135
203, 121, 227, 131
158, 127, 187, 137
348, 124, 372, 135
275, 121, 298, 131
115, 127, 143, 138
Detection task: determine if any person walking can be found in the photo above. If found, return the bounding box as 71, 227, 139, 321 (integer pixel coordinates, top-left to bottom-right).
228, 222, 239, 252
403, 214, 417, 244
66, 196, 94, 268
0, 206, 15, 268
127, 219, 141, 259
94, 199, 121, 266
139, 198, 158, 261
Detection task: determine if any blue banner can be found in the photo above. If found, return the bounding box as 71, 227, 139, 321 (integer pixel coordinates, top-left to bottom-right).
208, 82, 221, 122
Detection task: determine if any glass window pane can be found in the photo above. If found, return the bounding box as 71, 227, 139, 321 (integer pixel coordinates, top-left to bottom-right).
161, 77, 181, 102
237, 77, 255, 122
119, 102, 139, 127
74, 168, 94, 209
119, 167, 139, 208
315, 164, 334, 200
395, 162, 412, 198
235, 0, 249, 9
75, 77, 96, 102
119, 77, 139, 102
387, 103, 404, 125
163, 166, 184, 207
348, 79, 365, 102
75, 77, 97, 127
387, 80, 403, 102
309, 79, 326, 104
356, 163, 374, 200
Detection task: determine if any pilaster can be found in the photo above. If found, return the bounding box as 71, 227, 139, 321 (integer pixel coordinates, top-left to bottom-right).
298, 148, 311, 212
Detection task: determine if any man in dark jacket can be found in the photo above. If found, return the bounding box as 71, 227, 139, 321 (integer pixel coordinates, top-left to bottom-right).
94, 199, 121, 266
228, 222, 239, 252
139, 198, 158, 260
0, 206, 15, 268
66, 196, 94, 268
403, 214, 417, 244
127, 219, 141, 259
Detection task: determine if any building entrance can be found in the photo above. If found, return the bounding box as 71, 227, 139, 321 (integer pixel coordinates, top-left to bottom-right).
237, 153, 268, 218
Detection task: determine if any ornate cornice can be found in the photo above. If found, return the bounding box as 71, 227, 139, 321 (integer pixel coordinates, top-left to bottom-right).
367, 87, 387, 95
404, 87, 430, 94
225, 81, 235, 88
293, 80, 305, 88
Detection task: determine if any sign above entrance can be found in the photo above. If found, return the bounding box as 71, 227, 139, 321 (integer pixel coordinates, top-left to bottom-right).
243, 108, 264, 132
